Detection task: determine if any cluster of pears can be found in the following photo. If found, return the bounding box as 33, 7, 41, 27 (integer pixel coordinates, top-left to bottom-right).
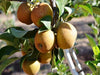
17, 2, 77, 75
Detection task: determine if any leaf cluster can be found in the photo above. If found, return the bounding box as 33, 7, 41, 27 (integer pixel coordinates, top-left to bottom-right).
0, 26, 39, 74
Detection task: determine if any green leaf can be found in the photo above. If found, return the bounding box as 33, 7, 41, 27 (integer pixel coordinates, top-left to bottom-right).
23, 29, 38, 39
56, 0, 67, 17
58, 48, 64, 60
54, 48, 59, 62
5, 27, 25, 32
38, 26, 48, 34
0, 32, 20, 47
40, 16, 52, 30
51, 50, 58, 68
85, 61, 96, 72
79, 4, 93, 15
64, 7, 75, 16
92, 7, 100, 15
10, 28, 28, 38
95, 64, 100, 75
62, 7, 75, 20
87, 73, 91, 75
0, 33, 15, 42
91, 25, 99, 36
47, 72, 58, 75
0, 46, 18, 60
86, 34, 100, 56
95, 15, 100, 24
19, 55, 27, 69
0, 0, 11, 13
0, 57, 19, 75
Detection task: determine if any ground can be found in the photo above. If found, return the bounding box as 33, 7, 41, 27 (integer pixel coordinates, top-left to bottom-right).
0, 13, 95, 75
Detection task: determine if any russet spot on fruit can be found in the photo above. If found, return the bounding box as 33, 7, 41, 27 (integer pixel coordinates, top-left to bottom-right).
38, 51, 52, 64
22, 59, 40, 75
35, 30, 55, 53
17, 2, 33, 24
31, 3, 53, 27
57, 22, 77, 49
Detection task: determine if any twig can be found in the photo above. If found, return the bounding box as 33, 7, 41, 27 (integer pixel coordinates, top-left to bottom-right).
49, 0, 53, 9
50, 0, 58, 27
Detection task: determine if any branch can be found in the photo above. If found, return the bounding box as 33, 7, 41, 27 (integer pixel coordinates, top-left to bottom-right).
49, 0, 56, 8
50, 0, 58, 26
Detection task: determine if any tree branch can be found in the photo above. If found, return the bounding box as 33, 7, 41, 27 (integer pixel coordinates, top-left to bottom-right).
50, 0, 58, 26
49, 0, 56, 8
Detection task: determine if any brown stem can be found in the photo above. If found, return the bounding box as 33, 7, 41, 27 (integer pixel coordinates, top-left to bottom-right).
49, 0, 56, 8
49, 0, 53, 9
50, 0, 58, 27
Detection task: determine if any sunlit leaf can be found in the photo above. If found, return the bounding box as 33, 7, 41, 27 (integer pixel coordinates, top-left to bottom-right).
40, 15, 52, 30
86, 34, 100, 56
79, 4, 93, 15
95, 15, 100, 24
91, 25, 99, 36
56, 0, 67, 17
38, 26, 48, 34
64, 7, 75, 16
85, 61, 96, 72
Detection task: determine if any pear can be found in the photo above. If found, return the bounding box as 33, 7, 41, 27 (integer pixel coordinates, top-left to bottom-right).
57, 22, 77, 49
17, 2, 33, 24
38, 51, 52, 64
31, 3, 53, 27
35, 30, 55, 53
22, 60, 40, 75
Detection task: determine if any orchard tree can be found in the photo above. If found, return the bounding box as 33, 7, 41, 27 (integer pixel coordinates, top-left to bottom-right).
0, 0, 100, 75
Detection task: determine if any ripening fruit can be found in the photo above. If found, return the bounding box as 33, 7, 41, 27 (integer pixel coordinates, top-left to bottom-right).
57, 22, 77, 49
17, 2, 33, 24
38, 51, 52, 64
31, 3, 53, 27
22, 59, 40, 75
35, 30, 55, 53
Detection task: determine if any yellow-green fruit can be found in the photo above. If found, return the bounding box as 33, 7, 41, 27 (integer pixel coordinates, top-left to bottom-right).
35, 30, 55, 53
39, 51, 52, 64
31, 3, 53, 27
17, 2, 33, 24
22, 60, 40, 75
57, 22, 77, 49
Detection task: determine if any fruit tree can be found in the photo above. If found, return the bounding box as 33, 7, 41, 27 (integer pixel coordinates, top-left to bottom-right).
0, 0, 100, 75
